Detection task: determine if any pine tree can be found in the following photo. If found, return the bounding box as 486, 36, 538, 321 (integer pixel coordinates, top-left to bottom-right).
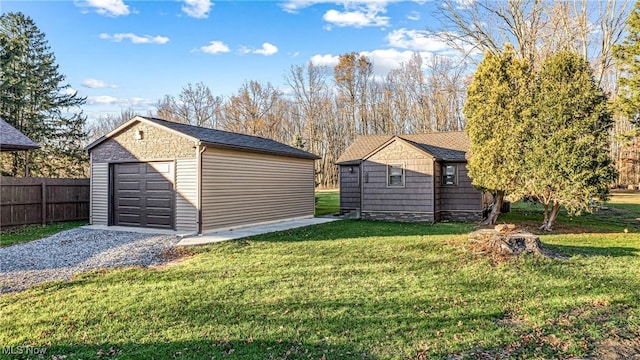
528, 51, 616, 231
463, 44, 532, 224
0, 12, 87, 177
614, 0, 640, 123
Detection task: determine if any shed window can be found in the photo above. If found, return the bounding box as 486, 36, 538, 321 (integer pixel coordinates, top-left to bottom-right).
442, 164, 457, 185
387, 164, 404, 187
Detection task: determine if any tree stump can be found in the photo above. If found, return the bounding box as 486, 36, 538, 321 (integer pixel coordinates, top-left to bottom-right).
468, 225, 563, 262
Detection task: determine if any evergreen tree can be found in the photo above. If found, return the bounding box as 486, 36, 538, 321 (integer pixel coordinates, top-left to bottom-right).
527, 51, 616, 231
463, 44, 532, 224
614, 0, 640, 124
0, 12, 87, 177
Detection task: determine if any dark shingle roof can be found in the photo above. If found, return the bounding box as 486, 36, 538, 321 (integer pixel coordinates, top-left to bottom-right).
0, 117, 40, 151
141, 117, 319, 159
336, 132, 470, 164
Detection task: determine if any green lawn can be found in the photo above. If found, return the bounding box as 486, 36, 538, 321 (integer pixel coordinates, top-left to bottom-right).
315, 190, 339, 216
0, 221, 87, 247
1, 193, 639, 359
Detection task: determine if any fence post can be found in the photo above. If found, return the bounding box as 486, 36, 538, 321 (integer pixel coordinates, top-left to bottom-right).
41, 182, 47, 225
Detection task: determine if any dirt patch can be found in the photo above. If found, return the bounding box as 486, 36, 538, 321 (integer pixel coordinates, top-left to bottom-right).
468, 224, 564, 263
595, 337, 640, 359
151, 246, 196, 269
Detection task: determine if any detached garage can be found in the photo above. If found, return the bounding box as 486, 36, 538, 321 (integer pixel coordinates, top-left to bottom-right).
85, 116, 319, 234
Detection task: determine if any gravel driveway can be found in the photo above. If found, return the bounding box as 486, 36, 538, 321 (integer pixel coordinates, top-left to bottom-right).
0, 228, 180, 294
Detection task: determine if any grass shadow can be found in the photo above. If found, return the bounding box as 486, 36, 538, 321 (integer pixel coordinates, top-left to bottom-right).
546, 244, 639, 258
235, 220, 477, 243
28, 339, 374, 360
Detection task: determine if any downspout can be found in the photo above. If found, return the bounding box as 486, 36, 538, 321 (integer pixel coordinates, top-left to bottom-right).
197, 142, 206, 235
359, 160, 364, 218
433, 159, 437, 222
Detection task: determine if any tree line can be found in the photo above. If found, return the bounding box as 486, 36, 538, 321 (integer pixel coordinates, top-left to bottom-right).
2, 1, 639, 202
89, 52, 469, 188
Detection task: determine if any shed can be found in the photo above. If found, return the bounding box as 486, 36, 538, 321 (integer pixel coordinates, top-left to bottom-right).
0, 117, 40, 152
336, 132, 484, 222
1, 117, 40, 176
85, 116, 319, 233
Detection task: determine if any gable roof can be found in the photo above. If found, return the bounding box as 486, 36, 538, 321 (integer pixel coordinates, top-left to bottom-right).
0, 117, 40, 151
85, 116, 320, 160
336, 132, 470, 164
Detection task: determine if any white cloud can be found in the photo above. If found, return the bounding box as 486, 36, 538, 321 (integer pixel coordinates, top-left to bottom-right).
407, 10, 420, 21
280, 0, 318, 13
386, 29, 450, 52
87, 95, 155, 107
360, 48, 418, 75
281, 1, 391, 28
99, 33, 169, 44
322, 3, 390, 28
76, 0, 130, 16
82, 78, 117, 89
87, 95, 119, 105
241, 42, 278, 56
281, 0, 407, 14
181, 0, 213, 19
310, 54, 340, 67
197, 40, 230, 54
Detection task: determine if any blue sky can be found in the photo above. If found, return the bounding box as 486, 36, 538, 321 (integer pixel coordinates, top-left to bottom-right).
1, 0, 462, 122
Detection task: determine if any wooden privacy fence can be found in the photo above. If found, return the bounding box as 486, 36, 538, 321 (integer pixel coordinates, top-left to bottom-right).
0, 177, 90, 228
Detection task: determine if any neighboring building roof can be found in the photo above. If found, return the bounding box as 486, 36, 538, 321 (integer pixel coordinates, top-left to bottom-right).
0, 117, 40, 151
85, 116, 320, 160
336, 131, 470, 164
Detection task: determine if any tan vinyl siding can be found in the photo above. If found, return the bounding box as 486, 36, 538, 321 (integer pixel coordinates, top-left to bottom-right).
175, 159, 198, 232
439, 162, 482, 211
339, 165, 360, 211
91, 162, 109, 225
362, 140, 434, 214
201, 148, 315, 231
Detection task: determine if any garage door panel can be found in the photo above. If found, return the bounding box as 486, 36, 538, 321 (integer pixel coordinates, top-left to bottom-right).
146, 215, 172, 227
113, 162, 174, 229
117, 213, 140, 223
117, 164, 141, 174
117, 181, 141, 190
147, 181, 172, 191
147, 198, 172, 208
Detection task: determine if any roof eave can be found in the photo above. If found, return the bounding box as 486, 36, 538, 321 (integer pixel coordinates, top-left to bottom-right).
202, 141, 320, 160
335, 160, 362, 165
0, 144, 40, 151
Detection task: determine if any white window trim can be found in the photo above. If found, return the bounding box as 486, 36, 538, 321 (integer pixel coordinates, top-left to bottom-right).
387, 163, 405, 188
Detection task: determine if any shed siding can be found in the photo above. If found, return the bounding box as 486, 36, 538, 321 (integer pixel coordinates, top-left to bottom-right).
362, 140, 434, 217
90, 162, 109, 225
339, 165, 360, 212
175, 158, 198, 232
201, 148, 315, 232
439, 163, 482, 211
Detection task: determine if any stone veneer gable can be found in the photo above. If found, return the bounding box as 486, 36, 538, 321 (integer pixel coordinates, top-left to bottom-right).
91, 122, 196, 162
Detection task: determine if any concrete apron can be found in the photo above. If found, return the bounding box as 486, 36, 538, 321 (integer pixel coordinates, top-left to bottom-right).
81, 224, 195, 237
177, 217, 340, 246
